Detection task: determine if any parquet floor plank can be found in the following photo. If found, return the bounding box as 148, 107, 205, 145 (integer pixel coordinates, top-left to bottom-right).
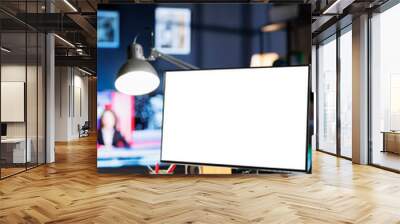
1, 135, 400, 223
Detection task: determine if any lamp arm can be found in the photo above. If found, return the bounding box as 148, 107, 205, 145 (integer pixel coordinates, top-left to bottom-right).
150, 49, 199, 70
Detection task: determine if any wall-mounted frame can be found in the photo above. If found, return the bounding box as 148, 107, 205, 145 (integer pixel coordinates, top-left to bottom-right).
97, 11, 120, 48
1, 82, 25, 122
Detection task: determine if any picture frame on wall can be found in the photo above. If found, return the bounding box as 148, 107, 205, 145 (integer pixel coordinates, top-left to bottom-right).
97, 11, 120, 48
155, 7, 191, 55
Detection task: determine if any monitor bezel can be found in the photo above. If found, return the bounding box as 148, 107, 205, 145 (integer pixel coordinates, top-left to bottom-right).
160, 65, 312, 173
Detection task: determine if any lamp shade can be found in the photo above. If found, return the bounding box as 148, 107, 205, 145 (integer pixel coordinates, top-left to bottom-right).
250, 53, 279, 67
115, 43, 160, 96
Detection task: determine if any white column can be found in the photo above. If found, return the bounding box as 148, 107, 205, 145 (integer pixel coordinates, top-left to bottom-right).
46, 32, 55, 163
312, 45, 317, 150
352, 14, 369, 164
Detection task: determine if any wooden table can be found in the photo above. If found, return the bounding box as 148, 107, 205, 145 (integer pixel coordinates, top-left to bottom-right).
382, 131, 400, 154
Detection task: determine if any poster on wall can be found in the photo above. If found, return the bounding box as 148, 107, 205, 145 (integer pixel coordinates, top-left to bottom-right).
97, 11, 119, 48
155, 7, 191, 55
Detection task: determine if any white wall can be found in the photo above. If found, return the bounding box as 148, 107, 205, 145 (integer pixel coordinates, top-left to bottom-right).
55, 66, 68, 141
72, 73, 89, 138
1, 65, 37, 138
55, 67, 89, 141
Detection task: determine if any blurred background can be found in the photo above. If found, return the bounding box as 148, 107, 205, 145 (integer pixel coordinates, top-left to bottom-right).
97, 3, 311, 173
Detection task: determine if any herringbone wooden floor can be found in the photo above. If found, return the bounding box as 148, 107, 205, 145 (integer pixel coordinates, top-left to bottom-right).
1, 135, 400, 224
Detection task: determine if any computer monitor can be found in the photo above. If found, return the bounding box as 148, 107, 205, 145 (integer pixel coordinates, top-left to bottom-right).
161, 66, 311, 172
1, 123, 7, 137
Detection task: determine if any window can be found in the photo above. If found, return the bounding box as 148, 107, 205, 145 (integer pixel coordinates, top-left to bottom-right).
317, 36, 337, 154
370, 2, 400, 171
0, 1, 46, 179
339, 28, 352, 158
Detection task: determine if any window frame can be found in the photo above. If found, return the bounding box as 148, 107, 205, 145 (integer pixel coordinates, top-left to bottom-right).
315, 23, 353, 160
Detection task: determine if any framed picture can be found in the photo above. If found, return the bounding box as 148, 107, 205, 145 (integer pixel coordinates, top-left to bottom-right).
97, 11, 119, 48
155, 7, 191, 55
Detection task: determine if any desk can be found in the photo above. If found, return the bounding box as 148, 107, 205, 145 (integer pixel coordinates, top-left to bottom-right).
382, 131, 400, 154
1, 138, 31, 163
97, 147, 160, 168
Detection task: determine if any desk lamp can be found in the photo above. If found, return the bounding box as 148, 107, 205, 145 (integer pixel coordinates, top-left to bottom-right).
115, 32, 198, 96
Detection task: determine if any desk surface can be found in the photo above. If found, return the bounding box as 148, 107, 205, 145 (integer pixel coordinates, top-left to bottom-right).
381, 131, 400, 134
1, 138, 27, 143
97, 147, 160, 168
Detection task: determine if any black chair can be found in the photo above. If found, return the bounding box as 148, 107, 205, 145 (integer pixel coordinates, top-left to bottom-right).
78, 121, 90, 138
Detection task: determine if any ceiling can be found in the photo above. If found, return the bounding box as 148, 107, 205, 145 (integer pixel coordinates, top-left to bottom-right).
0, 0, 309, 74
1, 0, 391, 74
0, 0, 97, 73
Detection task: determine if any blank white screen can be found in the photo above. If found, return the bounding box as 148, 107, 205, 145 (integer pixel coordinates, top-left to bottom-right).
161, 66, 309, 171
